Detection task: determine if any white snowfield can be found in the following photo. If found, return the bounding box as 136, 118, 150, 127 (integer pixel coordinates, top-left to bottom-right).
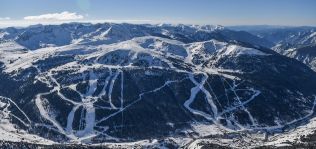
0, 25, 315, 148
0, 36, 269, 74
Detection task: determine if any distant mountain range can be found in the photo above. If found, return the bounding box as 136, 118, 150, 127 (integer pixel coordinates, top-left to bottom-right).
229, 25, 316, 71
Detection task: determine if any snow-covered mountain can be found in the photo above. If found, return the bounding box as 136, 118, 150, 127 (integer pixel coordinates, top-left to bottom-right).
229, 26, 316, 72
1, 23, 316, 148
259, 27, 316, 71
283, 45, 316, 71
228, 26, 316, 48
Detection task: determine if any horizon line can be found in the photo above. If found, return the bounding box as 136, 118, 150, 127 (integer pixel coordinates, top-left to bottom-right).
1, 20, 316, 29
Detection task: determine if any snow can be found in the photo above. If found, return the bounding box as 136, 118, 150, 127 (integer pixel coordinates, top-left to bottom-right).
0, 32, 8, 39
0, 41, 25, 51
265, 96, 316, 145
85, 70, 98, 96
274, 143, 292, 147
183, 72, 264, 131
0, 23, 315, 148
0, 96, 31, 124
108, 71, 120, 109
98, 70, 113, 98
0, 32, 300, 144
96, 77, 188, 125
66, 105, 80, 134
0, 124, 56, 145
0, 33, 270, 75
222, 45, 270, 56
184, 73, 215, 122
35, 93, 71, 138
0, 97, 55, 145
77, 103, 96, 138
188, 73, 218, 117
134, 36, 188, 58
191, 123, 224, 137
309, 32, 316, 38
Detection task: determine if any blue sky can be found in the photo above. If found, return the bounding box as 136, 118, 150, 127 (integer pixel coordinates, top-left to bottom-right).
1, 0, 316, 27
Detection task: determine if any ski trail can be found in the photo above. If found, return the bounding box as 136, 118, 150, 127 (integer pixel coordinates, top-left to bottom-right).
9, 113, 30, 127
249, 96, 316, 131
96, 78, 187, 125
98, 70, 113, 97
79, 107, 85, 130
34, 67, 106, 141
57, 91, 80, 105
108, 71, 120, 109
77, 103, 96, 137
0, 96, 32, 124
206, 80, 223, 111
199, 74, 218, 118
184, 74, 215, 121
46, 70, 79, 105
86, 70, 98, 96
120, 70, 124, 135
185, 73, 218, 118
35, 94, 74, 139
66, 105, 80, 134
120, 71, 124, 109
219, 89, 261, 116
230, 80, 257, 126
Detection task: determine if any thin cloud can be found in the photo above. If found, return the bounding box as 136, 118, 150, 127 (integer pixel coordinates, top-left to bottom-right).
24, 11, 84, 21
0, 17, 11, 20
